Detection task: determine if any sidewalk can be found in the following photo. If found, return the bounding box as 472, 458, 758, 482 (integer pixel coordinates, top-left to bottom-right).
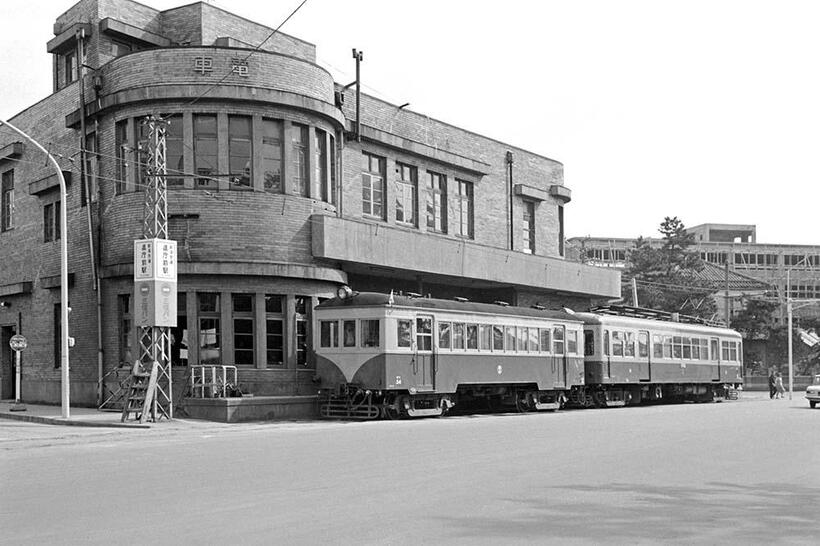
0, 400, 152, 428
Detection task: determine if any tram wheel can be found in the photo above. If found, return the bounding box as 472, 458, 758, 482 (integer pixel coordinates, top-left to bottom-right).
515, 392, 532, 413
381, 405, 400, 420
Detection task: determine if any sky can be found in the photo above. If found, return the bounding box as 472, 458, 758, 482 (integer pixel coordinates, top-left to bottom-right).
2, 0, 819, 245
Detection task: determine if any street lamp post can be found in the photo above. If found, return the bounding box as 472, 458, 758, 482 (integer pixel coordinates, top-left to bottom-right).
0, 118, 70, 418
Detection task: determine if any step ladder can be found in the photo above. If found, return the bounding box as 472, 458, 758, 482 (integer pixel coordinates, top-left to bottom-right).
121, 361, 159, 423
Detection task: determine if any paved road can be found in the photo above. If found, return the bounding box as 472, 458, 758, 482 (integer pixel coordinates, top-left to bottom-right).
1, 392, 817, 545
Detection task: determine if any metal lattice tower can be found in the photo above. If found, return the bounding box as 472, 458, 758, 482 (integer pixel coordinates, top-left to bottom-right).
137, 116, 172, 420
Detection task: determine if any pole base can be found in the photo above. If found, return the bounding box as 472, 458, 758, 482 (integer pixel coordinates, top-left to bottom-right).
9, 402, 27, 412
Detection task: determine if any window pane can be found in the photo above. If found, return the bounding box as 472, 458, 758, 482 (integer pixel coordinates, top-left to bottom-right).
194, 114, 218, 187
438, 322, 451, 349
541, 329, 551, 353
233, 293, 253, 313
493, 326, 504, 351
265, 294, 283, 313
361, 319, 380, 347
262, 119, 283, 193
453, 323, 465, 349
397, 320, 412, 348
229, 115, 252, 187
199, 318, 221, 364
466, 325, 478, 349
266, 319, 283, 366
292, 123, 308, 196
480, 325, 492, 351
165, 114, 184, 186
343, 320, 356, 347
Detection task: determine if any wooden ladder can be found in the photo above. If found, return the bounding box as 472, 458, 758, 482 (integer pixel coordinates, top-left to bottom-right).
120, 362, 159, 423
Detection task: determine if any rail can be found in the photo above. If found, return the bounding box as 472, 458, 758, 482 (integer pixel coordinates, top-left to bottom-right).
190, 365, 238, 398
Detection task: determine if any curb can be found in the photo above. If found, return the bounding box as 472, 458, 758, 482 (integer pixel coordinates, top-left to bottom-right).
0, 411, 151, 429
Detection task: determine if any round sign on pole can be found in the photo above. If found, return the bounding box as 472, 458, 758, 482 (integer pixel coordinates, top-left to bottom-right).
9, 334, 27, 352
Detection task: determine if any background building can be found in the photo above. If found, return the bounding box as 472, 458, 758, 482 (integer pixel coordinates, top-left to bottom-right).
569, 222, 820, 324
0, 0, 619, 410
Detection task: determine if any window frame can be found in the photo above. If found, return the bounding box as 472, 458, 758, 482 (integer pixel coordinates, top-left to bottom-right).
426, 171, 447, 233
362, 152, 386, 219
395, 162, 418, 227
1, 169, 13, 231
456, 179, 474, 239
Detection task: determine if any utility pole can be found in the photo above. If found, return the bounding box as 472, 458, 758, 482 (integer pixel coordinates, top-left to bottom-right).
134, 115, 176, 420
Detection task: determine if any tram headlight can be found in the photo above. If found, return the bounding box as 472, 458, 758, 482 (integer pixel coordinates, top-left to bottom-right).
337, 285, 354, 299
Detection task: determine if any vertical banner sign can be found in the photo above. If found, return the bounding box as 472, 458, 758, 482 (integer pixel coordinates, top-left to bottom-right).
134, 238, 178, 327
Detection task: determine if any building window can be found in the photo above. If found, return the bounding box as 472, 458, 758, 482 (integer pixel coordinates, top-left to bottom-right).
229, 115, 252, 188
232, 293, 254, 366
198, 293, 221, 365
262, 119, 283, 193
426, 171, 447, 233
291, 123, 308, 196
265, 294, 284, 367
395, 162, 417, 226
171, 292, 188, 367
135, 119, 149, 188
64, 50, 78, 87
115, 120, 128, 194
43, 201, 60, 242
329, 136, 337, 205
295, 296, 310, 366
165, 114, 184, 186
362, 152, 385, 219
193, 114, 218, 188
558, 205, 565, 257
81, 132, 98, 206
1, 170, 13, 231
314, 129, 328, 201
456, 179, 474, 239
523, 201, 535, 254
119, 295, 133, 365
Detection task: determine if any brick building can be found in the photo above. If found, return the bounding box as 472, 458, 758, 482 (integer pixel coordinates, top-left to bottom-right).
0, 0, 619, 410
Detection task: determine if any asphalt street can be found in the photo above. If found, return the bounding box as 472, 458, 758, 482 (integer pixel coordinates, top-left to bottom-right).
1, 392, 817, 545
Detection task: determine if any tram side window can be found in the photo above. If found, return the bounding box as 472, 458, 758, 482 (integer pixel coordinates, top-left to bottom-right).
518, 327, 528, 352
700, 339, 709, 360
320, 320, 339, 348
652, 335, 663, 358
567, 330, 578, 354
529, 328, 540, 352
480, 325, 492, 351
553, 327, 565, 355
361, 319, 380, 348
603, 330, 610, 356
682, 337, 692, 359
612, 331, 624, 357
343, 320, 356, 347
584, 330, 595, 356
397, 319, 412, 348
453, 323, 465, 349
493, 325, 504, 351
505, 326, 516, 352
663, 336, 672, 358
710, 339, 719, 360
541, 328, 552, 354
638, 332, 649, 358
672, 336, 683, 358
624, 332, 635, 357
466, 324, 478, 350
416, 317, 432, 350
438, 322, 452, 349
731, 342, 739, 361
692, 338, 700, 359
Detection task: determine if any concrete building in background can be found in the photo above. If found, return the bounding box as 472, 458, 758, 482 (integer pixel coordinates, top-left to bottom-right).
568, 222, 820, 325
0, 0, 619, 412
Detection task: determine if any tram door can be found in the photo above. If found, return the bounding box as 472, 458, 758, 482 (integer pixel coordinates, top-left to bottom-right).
710, 337, 720, 381
552, 325, 567, 388
639, 330, 651, 381
414, 315, 435, 391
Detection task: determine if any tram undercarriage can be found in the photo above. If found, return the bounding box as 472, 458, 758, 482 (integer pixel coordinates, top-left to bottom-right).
568, 383, 732, 408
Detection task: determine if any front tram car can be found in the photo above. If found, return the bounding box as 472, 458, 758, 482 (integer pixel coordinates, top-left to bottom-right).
574, 306, 743, 407
314, 290, 584, 419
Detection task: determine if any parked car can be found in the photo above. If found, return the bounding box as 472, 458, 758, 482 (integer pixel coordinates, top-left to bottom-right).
806, 375, 820, 408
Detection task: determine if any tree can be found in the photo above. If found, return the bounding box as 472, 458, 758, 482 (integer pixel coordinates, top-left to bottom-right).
622, 217, 717, 321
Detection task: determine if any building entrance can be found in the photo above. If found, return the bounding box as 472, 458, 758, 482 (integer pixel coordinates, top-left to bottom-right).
1, 325, 17, 399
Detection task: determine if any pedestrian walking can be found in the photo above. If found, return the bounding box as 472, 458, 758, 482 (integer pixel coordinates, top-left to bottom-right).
768, 370, 776, 399
775, 372, 786, 399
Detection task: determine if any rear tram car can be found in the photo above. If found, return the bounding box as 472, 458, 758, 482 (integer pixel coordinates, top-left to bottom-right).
573, 306, 743, 407
314, 290, 584, 419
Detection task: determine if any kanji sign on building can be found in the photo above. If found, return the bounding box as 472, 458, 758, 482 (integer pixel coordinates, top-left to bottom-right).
134, 238, 178, 327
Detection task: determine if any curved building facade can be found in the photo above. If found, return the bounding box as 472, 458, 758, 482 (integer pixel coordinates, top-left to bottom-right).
0, 0, 619, 411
